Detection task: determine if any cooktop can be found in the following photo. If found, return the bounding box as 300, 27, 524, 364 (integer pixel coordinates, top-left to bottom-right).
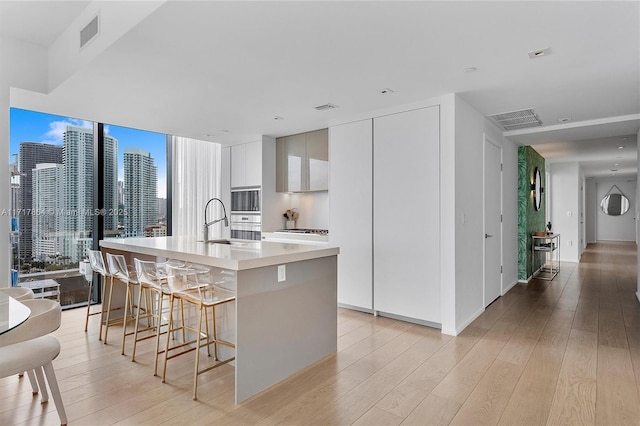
274, 229, 329, 235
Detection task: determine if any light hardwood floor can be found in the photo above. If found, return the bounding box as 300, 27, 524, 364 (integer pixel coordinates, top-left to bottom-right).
2, 241, 639, 425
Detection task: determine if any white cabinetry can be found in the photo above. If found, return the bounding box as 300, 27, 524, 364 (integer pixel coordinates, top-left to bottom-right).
329, 120, 373, 310
330, 106, 441, 324
231, 141, 262, 188
373, 106, 440, 323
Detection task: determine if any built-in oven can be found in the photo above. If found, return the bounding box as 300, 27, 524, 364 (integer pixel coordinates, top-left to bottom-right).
230, 214, 261, 241
231, 187, 261, 214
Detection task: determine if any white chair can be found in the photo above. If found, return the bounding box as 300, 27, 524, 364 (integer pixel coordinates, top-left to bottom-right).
0, 286, 34, 301
0, 287, 38, 391
0, 298, 65, 424
0, 336, 67, 425
161, 265, 236, 400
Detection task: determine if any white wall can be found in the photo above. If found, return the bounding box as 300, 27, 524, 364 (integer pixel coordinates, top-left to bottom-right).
1, 36, 48, 286
451, 95, 519, 334
594, 178, 636, 241
549, 162, 581, 262
585, 178, 597, 243
636, 128, 640, 303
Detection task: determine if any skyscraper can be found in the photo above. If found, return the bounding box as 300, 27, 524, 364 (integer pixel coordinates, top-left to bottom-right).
62, 125, 118, 261
19, 142, 63, 260
32, 163, 64, 260
124, 148, 158, 237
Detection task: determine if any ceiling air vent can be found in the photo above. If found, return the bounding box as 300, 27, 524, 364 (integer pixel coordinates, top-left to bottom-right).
489, 108, 542, 131
314, 103, 338, 111
80, 14, 100, 49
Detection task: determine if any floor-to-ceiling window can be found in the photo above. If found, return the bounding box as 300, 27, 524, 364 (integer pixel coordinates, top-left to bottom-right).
9, 108, 168, 308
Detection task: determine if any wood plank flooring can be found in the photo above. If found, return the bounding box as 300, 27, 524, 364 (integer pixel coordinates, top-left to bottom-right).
2, 241, 639, 425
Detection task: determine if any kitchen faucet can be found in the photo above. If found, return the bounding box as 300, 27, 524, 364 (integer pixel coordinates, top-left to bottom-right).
203, 198, 229, 243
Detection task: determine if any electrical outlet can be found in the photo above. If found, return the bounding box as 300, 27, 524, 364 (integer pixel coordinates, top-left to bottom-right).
567, 211, 572, 217
278, 265, 286, 282
567, 240, 572, 246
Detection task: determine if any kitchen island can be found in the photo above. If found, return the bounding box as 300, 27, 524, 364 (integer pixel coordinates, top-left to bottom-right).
100, 236, 339, 403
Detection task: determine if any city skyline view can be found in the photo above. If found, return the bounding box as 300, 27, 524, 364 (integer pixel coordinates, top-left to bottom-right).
10, 107, 167, 198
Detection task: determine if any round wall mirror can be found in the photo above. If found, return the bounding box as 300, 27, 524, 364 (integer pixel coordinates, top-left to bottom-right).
533, 167, 542, 211
600, 193, 630, 216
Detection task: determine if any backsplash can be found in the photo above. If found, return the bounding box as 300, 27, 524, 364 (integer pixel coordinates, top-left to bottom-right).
285, 192, 329, 230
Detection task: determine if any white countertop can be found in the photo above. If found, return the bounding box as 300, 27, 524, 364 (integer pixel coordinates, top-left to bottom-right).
261, 232, 329, 245
100, 236, 339, 271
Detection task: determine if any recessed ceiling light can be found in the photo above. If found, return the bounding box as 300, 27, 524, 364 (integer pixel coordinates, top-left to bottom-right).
615, 163, 620, 166
380, 88, 394, 94
528, 47, 551, 59
463, 67, 477, 73
558, 117, 571, 123
621, 137, 629, 140
274, 116, 284, 120
617, 146, 625, 149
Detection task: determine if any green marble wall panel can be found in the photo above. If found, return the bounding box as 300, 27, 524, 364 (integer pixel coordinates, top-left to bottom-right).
517, 146, 546, 280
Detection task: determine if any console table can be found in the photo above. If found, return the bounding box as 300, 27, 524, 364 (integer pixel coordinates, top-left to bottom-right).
532, 233, 560, 280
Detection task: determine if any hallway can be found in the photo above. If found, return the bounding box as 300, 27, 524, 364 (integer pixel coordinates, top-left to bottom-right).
1, 242, 639, 425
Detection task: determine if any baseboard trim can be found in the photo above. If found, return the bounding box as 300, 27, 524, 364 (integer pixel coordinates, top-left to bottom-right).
502, 279, 519, 295
337, 303, 374, 314
441, 306, 485, 337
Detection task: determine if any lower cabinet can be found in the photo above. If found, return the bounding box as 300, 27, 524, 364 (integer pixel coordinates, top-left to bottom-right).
329, 106, 441, 324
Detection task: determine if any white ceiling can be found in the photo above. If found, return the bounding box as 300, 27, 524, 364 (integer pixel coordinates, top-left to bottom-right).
3, 1, 639, 178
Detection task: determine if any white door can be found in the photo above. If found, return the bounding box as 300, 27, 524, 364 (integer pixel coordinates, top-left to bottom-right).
484, 138, 502, 306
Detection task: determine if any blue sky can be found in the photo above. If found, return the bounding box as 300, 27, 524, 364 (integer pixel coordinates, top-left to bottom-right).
10, 108, 167, 197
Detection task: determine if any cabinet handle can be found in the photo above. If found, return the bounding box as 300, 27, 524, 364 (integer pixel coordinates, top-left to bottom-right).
485, 233, 493, 238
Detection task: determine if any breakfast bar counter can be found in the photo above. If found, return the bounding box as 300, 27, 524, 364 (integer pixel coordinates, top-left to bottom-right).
100, 236, 339, 403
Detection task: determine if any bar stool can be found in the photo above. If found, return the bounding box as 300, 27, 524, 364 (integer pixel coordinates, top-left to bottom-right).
105, 253, 141, 355
132, 258, 173, 374
86, 249, 114, 341
161, 265, 236, 400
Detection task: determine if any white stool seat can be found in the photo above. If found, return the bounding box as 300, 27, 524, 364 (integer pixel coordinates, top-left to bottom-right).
0, 286, 34, 301
0, 335, 60, 375
0, 336, 67, 425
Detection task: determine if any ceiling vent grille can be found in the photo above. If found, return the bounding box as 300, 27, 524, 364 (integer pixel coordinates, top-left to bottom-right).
80, 15, 99, 49
314, 103, 338, 111
489, 108, 542, 131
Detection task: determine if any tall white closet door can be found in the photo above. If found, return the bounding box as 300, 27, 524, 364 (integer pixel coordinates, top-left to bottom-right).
329, 120, 373, 310
373, 106, 440, 323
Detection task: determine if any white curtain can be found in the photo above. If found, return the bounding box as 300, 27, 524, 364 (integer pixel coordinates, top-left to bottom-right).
171, 136, 222, 238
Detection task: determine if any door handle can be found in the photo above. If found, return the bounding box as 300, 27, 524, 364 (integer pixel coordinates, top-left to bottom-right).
485, 233, 493, 238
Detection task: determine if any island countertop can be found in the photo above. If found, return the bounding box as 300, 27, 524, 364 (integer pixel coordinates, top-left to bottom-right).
99, 236, 339, 271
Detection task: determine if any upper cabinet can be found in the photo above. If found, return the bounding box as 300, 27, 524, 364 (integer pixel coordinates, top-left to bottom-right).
231, 141, 262, 188
276, 129, 328, 192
